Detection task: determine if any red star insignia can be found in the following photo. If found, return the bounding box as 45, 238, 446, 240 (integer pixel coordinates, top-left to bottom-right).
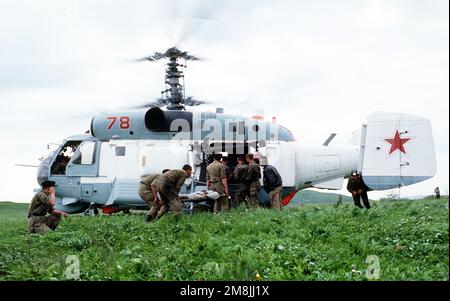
384, 129, 411, 155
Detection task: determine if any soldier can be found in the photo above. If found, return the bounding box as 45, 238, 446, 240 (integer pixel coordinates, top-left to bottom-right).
233, 156, 248, 207
155, 164, 192, 219
245, 153, 261, 208
434, 187, 441, 199
139, 169, 170, 222
347, 170, 371, 209
260, 157, 283, 210
207, 153, 229, 213
220, 156, 233, 181
28, 180, 68, 234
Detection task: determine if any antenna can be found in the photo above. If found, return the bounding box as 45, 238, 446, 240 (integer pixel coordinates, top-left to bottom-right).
14, 164, 38, 168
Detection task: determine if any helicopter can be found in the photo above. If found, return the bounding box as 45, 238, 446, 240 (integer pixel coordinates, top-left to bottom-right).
34, 47, 437, 215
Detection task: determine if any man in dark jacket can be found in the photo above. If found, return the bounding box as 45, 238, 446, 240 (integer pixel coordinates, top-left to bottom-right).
347, 170, 370, 209
260, 157, 283, 209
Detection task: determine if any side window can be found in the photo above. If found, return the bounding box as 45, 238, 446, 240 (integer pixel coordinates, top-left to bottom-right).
115, 146, 126, 156
72, 141, 96, 165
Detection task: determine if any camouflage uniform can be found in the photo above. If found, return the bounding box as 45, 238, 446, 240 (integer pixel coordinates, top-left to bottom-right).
245, 163, 261, 208
138, 174, 160, 218
207, 161, 229, 213
233, 163, 249, 207
156, 169, 189, 218
347, 175, 370, 209
223, 164, 233, 180
28, 191, 61, 234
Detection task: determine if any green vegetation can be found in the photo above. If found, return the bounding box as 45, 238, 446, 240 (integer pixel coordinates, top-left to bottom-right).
0, 197, 448, 280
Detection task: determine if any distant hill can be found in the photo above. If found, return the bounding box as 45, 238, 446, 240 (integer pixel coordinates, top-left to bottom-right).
289, 190, 353, 206
388, 195, 447, 201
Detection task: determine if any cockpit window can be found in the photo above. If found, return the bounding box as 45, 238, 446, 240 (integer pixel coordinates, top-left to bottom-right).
72, 141, 96, 165
51, 141, 82, 175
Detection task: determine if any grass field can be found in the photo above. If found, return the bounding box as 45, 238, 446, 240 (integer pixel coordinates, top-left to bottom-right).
0, 198, 448, 280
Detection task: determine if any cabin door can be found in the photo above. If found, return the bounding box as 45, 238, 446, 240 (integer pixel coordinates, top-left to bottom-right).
66, 140, 100, 177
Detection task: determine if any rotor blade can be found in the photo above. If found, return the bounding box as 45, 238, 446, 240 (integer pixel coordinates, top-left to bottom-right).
136, 57, 155, 62
182, 53, 201, 61
184, 97, 208, 106
137, 52, 166, 62
169, 0, 221, 46
155, 98, 170, 106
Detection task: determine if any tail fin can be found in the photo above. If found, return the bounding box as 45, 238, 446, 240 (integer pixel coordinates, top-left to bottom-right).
359, 112, 437, 190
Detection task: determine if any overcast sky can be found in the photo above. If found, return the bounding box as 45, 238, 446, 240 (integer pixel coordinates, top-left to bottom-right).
0, 0, 448, 203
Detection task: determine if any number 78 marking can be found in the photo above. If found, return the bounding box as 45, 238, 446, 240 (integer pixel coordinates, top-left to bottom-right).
107, 116, 130, 130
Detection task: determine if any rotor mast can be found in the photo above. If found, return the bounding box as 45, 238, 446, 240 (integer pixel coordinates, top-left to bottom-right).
163, 48, 186, 110
139, 47, 201, 110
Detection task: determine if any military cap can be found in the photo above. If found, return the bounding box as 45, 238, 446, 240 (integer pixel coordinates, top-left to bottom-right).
41, 180, 57, 188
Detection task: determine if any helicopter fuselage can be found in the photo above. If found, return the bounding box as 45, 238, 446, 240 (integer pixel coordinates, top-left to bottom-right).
37, 108, 359, 213
37, 109, 437, 214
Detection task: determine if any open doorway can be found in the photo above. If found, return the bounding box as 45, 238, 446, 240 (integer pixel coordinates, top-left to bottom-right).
199, 141, 251, 184
50, 141, 81, 175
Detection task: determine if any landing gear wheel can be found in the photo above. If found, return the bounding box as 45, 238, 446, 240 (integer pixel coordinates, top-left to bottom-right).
84, 205, 99, 216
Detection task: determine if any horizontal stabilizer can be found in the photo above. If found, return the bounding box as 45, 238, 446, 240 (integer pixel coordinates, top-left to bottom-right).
360, 112, 436, 190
